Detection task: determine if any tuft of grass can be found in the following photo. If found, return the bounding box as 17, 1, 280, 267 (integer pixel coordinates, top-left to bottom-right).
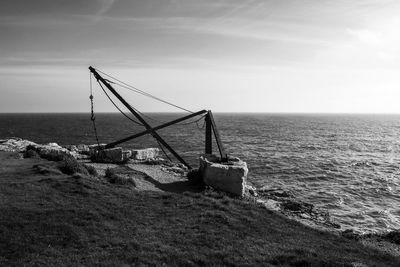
40, 150, 73, 162
58, 157, 88, 176
109, 175, 136, 186
104, 167, 116, 178
23, 148, 40, 159
84, 164, 98, 176
105, 167, 136, 186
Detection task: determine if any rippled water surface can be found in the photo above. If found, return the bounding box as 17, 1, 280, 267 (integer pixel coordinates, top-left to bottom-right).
1, 113, 400, 234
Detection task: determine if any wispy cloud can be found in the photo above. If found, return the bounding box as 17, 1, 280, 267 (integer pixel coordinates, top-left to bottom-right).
96, 0, 116, 17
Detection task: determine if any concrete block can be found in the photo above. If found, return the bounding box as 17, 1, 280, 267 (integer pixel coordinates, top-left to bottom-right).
200, 154, 248, 196
92, 147, 123, 163
76, 144, 90, 153
131, 148, 159, 160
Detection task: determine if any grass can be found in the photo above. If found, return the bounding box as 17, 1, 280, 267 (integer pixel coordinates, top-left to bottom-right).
23, 145, 98, 177
84, 164, 98, 176
23, 148, 40, 159
58, 157, 89, 176
0, 151, 399, 266
105, 167, 136, 186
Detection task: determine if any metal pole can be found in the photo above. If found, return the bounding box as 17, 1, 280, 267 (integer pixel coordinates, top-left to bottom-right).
205, 112, 212, 154
207, 111, 227, 161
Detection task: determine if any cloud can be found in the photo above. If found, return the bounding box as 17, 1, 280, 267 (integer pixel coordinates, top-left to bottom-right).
96, 0, 116, 16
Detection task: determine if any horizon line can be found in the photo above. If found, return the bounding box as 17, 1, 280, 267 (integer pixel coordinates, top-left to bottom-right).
2, 111, 400, 115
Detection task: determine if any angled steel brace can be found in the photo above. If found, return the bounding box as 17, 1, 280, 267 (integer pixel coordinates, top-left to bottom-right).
105, 109, 208, 149
89, 66, 194, 169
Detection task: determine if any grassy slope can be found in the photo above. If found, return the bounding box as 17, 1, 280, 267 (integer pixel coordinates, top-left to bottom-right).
0, 152, 399, 266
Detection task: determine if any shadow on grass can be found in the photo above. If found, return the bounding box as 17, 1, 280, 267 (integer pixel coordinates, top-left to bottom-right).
141, 174, 204, 194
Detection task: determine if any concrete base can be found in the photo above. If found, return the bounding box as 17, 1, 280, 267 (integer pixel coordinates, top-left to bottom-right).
200, 154, 248, 196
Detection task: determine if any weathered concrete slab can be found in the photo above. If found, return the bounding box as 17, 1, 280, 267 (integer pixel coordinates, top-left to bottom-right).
92, 147, 124, 163
200, 154, 248, 196
131, 148, 159, 160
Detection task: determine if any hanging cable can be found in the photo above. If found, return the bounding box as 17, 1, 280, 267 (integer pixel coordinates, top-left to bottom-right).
196, 116, 206, 130
96, 80, 144, 126
89, 72, 101, 148
96, 68, 194, 114
109, 82, 187, 124
175, 114, 207, 126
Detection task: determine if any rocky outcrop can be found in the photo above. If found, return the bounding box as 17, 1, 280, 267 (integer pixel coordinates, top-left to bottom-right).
64, 144, 91, 155
257, 187, 341, 230
0, 138, 38, 152
36, 142, 77, 158
199, 154, 248, 196
0, 138, 163, 164
0, 138, 82, 159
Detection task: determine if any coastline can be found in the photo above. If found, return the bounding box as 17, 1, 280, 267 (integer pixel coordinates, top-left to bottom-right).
1, 138, 400, 265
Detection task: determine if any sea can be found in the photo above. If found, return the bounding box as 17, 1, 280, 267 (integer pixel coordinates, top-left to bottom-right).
1, 113, 400, 235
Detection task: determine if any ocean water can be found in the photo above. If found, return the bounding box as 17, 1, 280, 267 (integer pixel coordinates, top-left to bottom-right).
1, 113, 400, 234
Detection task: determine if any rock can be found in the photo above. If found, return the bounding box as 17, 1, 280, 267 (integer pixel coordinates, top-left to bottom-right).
36, 143, 74, 159
257, 199, 280, 211
122, 150, 132, 161
199, 154, 248, 196
227, 156, 241, 162
245, 185, 258, 197
76, 144, 90, 153
0, 138, 89, 160
64, 145, 78, 152
342, 229, 360, 240
92, 147, 124, 163
164, 166, 185, 175
299, 213, 311, 219
131, 148, 159, 160
281, 200, 314, 213
46, 142, 59, 147
88, 144, 106, 150
0, 138, 38, 152
65, 144, 90, 154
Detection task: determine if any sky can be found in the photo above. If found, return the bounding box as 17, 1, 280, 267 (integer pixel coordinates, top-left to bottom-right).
1, 0, 400, 113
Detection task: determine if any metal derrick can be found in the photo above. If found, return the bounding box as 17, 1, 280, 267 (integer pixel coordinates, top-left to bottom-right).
89, 66, 227, 169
